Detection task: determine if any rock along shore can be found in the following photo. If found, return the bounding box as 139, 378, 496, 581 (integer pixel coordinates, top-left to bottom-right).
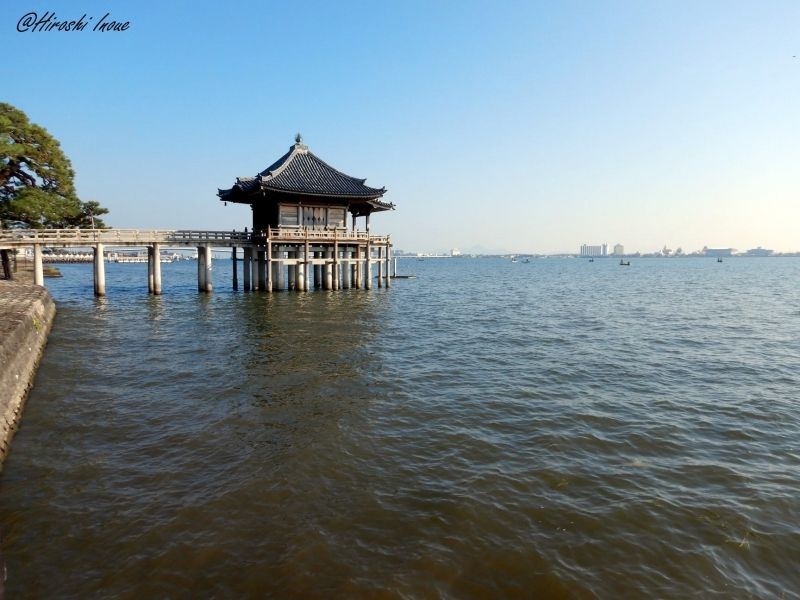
0, 281, 56, 466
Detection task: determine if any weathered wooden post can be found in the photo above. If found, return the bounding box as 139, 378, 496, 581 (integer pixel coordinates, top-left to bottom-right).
243, 247, 251, 291
33, 244, 44, 286
232, 246, 238, 291
153, 242, 162, 295
93, 243, 106, 296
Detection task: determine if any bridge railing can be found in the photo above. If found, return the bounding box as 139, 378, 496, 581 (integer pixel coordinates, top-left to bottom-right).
0, 227, 390, 246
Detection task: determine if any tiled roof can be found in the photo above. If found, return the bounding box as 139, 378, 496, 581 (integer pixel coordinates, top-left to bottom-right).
219, 138, 388, 201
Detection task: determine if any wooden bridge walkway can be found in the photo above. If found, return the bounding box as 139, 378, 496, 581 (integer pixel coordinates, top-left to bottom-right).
0, 227, 393, 295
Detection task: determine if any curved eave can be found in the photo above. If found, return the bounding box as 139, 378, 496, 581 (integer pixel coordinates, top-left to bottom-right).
260, 184, 387, 200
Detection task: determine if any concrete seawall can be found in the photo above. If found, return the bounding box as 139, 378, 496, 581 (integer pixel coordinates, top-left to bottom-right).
0, 281, 56, 466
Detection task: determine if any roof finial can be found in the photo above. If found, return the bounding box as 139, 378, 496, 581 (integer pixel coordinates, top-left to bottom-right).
295, 132, 303, 145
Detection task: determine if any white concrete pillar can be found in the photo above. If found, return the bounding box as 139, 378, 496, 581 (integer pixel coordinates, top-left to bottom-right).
355, 247, 362, 289
304, 241, 311, 292
296, 249, 305, 292
33, 244, 44, 286
94, 243, 106, 296
277, 251, 286, 290
288, 251, 296, 290
147, 246, 155, 293
266, 241, 273, 293
365, 243, 372, 289
251, 247, 258, 291
197, 246, 205, 291
342, 250, 351, 289
153, 243, 162, 295
231, 246, 238, 291
203, 244, 213, 293
393, 256, 398, 278
385, 244, 391, 289
243, 247, 251, 291
378, 246, 383, 288
314, 252, 322, 288
324, 250, 333, 290
257, 249, 266, 291
333, 243, 340, 290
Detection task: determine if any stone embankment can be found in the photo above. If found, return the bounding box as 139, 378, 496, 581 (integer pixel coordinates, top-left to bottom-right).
0, 280, 56, 466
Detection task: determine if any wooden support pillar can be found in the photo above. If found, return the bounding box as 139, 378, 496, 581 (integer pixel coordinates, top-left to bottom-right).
93, 243, 106, 296
243, 247, 251, 291
153, 242, 162, 295
33, 244, 44, 286
232, 246, 238, 291
197, 246, 205, 291
266, 240, 273, 293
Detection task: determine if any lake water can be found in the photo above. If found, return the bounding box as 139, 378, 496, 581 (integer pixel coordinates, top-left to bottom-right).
1, 257, 799, 598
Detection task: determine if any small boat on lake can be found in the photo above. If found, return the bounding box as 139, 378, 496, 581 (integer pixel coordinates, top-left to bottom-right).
619, 259, 631, 266
717, 257, 723, 263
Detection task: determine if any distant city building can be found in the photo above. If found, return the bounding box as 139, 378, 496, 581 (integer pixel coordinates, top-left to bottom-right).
580, 243, 607, 257
612, 243, 624, 256
745, 247, 773, 256
451, 248, 462, 257
703, 246, 734, 257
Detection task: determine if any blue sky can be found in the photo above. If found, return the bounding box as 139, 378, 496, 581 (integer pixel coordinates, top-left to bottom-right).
4, 1, 799, 253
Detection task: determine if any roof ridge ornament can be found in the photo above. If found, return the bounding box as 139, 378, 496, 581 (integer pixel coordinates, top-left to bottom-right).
293, 132, 308, 153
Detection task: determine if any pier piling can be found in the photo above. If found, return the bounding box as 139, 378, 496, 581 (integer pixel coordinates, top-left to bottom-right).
33, 245, 44, 287
243, 247, 251, 291
153, 243, 162, 295
93, 243, 106, 296
232, 247, 238, 291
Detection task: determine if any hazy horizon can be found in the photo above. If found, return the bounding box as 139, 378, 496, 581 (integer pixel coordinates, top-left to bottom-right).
5, 1, 799, 253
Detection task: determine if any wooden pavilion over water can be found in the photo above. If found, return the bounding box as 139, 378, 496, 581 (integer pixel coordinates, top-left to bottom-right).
218, 135, 395, 291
